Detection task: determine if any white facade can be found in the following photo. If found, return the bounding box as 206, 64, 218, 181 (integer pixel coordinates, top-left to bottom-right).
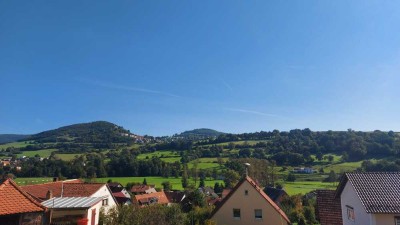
340, 182, 400, 225
91, 184, 117, 213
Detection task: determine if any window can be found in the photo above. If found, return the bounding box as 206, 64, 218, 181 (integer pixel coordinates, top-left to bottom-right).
102, 198, 108, 206
245, 190, 249, 195
395, 217, 400, 225
346, 205, 355, 221
233, 208, 241, 219
255, 209, 262, 219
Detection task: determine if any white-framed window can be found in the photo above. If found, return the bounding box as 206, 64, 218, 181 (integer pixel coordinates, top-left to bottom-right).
255, 209, 262, 219
102, 198, 109, 206
395, 217, 400, 225
233, 208, 241, 219
346, 205, 355, 221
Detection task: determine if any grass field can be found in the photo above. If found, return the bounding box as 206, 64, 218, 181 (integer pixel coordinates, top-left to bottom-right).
55, 153, 83, 161
283, 181, 337, 195
14, 177, 54, 186
95, 176, 223, 190
17, 149, 57, 158
137, 150, 181, 163
0, 141, 30, 149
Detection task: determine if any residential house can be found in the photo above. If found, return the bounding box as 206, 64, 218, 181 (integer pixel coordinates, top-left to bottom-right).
107, 182, 132, 205
0, 179, 47, 225
210, 175, 290, 225
21, 181, 117, 224
42, 197, 104, 225
134, 191, 169, 206
130, 184, 156, 195
293, 167, 314, 174
316, 189, 342, 225
335, 172, 400, 225
263, 187, 288, 206
164, 191, 186, 204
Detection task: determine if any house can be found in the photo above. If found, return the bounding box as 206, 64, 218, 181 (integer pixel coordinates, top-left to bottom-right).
335, 172, 400, 225
134, 191, 169, 206
42, 196, 104, 225
210, 175, 290, 225
0, 179, 47, 225
293, 167, 314, 174
21, 180, 117, 224
107, 182, 132, 205
130, 184, 156, 195
263, 187, 288, 206
164, 191, 186, 204
316, 189, 342, 225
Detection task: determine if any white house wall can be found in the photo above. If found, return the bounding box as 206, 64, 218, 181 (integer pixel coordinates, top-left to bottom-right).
91, 185, 117, 213
341, 181, 371, 225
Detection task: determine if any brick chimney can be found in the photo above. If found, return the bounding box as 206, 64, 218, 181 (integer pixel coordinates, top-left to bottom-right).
46, 190, 53, 200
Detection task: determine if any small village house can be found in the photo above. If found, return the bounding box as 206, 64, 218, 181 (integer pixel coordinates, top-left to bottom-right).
0, 179, 47, 225
335, 172, 400, 225
21, 180, 117, 224
210, 175, 290, 225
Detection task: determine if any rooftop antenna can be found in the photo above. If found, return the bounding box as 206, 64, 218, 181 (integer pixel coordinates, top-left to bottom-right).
244, 163, 250, 177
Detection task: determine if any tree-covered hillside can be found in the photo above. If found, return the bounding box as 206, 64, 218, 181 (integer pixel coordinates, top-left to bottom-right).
24, 121, 134, 144
0, 134, 30, 144
174, 128, 224, 140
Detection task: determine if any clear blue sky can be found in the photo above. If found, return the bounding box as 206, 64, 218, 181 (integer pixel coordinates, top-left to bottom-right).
1, 1, 400, 136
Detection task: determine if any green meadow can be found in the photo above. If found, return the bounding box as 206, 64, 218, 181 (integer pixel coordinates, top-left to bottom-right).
94, 176, 224, 190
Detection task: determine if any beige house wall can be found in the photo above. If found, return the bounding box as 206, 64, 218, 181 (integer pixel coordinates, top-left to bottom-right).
211, 181, 289, 225
92, 185, 117, 213
340, 181, 371, 225
372, 214, 400, 225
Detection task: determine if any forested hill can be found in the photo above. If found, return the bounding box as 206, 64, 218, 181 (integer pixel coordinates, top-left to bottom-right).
0, 134, 30, 144
24, 121, 136, 143
174, 128, 224, 140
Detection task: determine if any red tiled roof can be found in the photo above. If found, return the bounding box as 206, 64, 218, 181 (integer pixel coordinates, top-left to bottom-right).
316, 190, 342, 225
134, 191, 169, 205
0, 179, 46, 215
20, 180, 105, 201
210, 176, 290, 224
62, 183, 105, 197
130, 184, 154, 193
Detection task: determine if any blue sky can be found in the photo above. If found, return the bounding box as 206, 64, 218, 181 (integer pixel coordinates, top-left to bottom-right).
1, 1, 400, 136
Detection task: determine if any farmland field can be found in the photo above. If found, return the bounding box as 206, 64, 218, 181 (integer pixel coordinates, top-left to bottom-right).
14, 177, 54, 186
283, 181, 337, 195
56, 153, 82, 161
17, 149, 57, 158
0, 141, 30, 149
137, 150, 181, 163
95, 176, 223, 190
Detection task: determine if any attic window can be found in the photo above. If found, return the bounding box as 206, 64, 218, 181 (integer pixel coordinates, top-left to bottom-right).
102, 198, 108, 206
233, 208, 241, 219
245, 190, 248, 195
255, 209, 262, 219
346, 205, 355, 221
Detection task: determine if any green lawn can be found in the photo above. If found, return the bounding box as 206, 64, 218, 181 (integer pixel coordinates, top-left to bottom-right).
283, 181, 338, 195
95, 176, 223, 190
56, 153, 82, 161
137, 150, 181, 163
188, 158, 226, 170
14, 177, 54, 186
0, 141, 30, 149
17, 149, 57, 158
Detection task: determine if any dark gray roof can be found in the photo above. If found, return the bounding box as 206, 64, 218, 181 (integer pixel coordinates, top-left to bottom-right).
337, 172, 400, 214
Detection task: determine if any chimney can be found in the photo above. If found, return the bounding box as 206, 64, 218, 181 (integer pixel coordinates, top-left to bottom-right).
46, 190, 53, 200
